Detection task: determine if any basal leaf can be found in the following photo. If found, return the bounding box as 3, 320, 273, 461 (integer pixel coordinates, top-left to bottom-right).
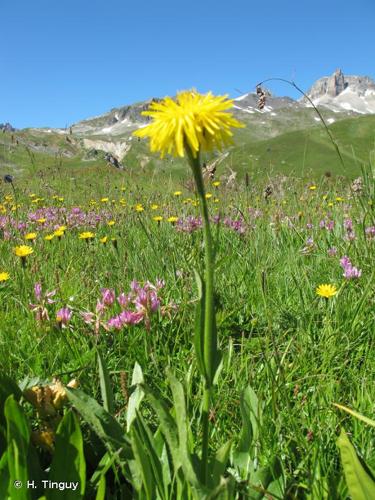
48, 410, 86, 499
337, 428, 375, 500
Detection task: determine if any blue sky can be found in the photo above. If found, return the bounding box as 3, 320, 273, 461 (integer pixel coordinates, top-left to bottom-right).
2, 0, 374, 128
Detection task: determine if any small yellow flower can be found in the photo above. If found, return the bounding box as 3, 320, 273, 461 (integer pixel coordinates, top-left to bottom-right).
101, 197, 109, 203
44, 234, 54, 241
29, 193, 36, 198
328, 202, 334, 207
150, 204, 159, 210
214, 198, 219, 203
37, 218, 46, 224
316, 284, 337, 299
120, 186, 126, 192
153, 216, 163, 222
335, 197, 344, 202
107, 220, 115, 226
14, 245, 34, 257
53, 229, 64, 238
322, 194, 328, 200
58, 225, 67, 231
79, 232, 95, 240
25, 233, 37, 241
133, 90, 244, 158
0, 272, 10, 282
58, 197, 64, 202
100, 236, 108, 244
135, 204, 144, 212
309, 185, 317, 191
205, 193, 213, 199
174, 191, 182, 196
212, 181, 221, 187
167, 216, 179, 223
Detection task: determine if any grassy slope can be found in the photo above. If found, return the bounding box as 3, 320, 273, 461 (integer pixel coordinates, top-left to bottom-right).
1, 114, 374, 187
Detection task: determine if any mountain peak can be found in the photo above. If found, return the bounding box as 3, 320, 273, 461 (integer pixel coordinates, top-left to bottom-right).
305, 69, 375, 114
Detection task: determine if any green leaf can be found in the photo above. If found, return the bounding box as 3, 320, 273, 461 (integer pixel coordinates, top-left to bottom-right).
210, 439, 232, 489
127, 362, 145, 432
66, 388, 132, 459
97, 351, 115, 415
0, 451, 9, 499
133, 414, 166, 499
167, 372, 202, 489
130, 421, 156, 500
337, 428, 375, 500
0, 373, 22, 451
334, 404, 375, 428
5, 395, 31, 500
48, 410, 86, 499
193, 270, 206, 379
233, 386, 260, 473
95, 474, 106, 500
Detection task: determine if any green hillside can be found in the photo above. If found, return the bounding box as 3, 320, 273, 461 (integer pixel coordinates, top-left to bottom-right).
1, 114, 374, 189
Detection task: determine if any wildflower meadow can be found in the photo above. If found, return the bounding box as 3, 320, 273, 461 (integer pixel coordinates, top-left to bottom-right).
0, 91, 374, 499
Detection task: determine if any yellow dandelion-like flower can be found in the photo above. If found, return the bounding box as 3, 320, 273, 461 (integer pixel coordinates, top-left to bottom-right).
58, 197, 64, 202
335, 197, 344, 202
107, 220, 115, 226
101, 197, 109, 203
14, 245, 34, 257
0, 272, 10, 282
37, 218, 46, 224
79, 232, 95, 240
167, 216, 179, 223
205, 193, 213, 199
58, 225, 67, 231
153, 215, 163, 222
44, 234, 54, 241
212, 181, 221, 187
150, 204, 159, 210
309, 185, 317, 191
53, 229, 64, 238
174, 191, 182, 196
135, 204, 144, 212
316, 284, 337, 299
133, 90, 245, 158
100, 236, 108, 244
25, 232, 37, 241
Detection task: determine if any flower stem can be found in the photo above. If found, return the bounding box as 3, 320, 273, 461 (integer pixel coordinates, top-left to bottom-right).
186, 146, 216, 484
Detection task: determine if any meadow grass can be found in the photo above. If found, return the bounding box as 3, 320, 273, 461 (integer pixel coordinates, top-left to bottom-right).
0, 163, 374, 497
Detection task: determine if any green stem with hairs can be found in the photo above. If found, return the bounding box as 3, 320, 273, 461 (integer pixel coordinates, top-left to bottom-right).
186, 145, 217, 483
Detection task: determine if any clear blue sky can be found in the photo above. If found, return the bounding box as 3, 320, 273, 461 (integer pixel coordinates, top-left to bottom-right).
2, 0, 374, 129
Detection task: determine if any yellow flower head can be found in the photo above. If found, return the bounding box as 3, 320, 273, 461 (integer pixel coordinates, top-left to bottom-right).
37, 218, 47, 224
150, 204, 159, 210
107, 220, 115, 226
173, 191, 182, 196
14, 245, 34, 258
44, 234, 54, 241
316, 284, 337, 299
212, 181, 221, 187
25, 232, 37, 241
153, 215, 163, 222
309, 185, 317, 191
167, 216, 179, 223
0, 272, 10, 282
133, 90, 245, 158
53, 229, 64, 238
79, 231, 95, 240
100, 236, 108, 244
